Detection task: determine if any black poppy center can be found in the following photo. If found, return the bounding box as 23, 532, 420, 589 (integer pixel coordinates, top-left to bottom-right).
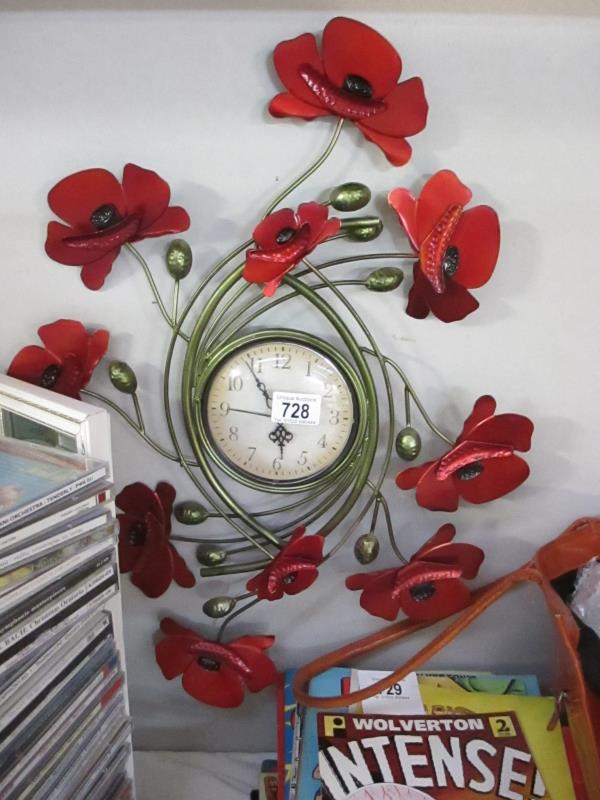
276, 227, 296, 245
283, 574, 297, 585
409, 582, 436, 603
457, 461, 484, 481
198, 656, 221, 671
90, 203, 122, 230
343, 74, 374, 99
128, 521, 147, 547
442, 246, 460, 277
40, 363, 61, 389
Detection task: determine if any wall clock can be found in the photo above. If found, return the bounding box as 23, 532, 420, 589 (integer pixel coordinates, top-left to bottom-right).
196, 331, 360, 490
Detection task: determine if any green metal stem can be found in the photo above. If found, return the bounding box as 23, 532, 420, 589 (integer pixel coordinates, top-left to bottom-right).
263, 118, 344, 218
378, 491, 407, 564
172, 279, 180, 323
125, 243, 189, 341
363, 351, 454, 446
216, 597, 262, 642
81, 388, 198, 465
132, 393, 144, 430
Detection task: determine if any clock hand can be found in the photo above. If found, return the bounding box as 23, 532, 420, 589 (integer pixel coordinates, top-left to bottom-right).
229, 407, 271, 418
244, 360, 272, 409
269, 423, 294, 459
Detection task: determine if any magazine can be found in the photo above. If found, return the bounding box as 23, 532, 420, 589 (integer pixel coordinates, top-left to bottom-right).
316, 709, 569, 799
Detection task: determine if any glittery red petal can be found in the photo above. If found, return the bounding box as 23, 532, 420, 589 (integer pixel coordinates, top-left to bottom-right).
169, 543, 196, 589
80, 251, 120, 290
45, 221, 111, 266
84, 329, 110, 380
139, 206, 191, 239
415, 170, 472, 245
47, 168, 126, 229
357, 570, 403, 621
321, 17, 402, 100
451, 205, 500, 289
7, 346, 55, 385
37, 319, 87, 362
121, 163, 171, 231
130, 514, 174, 598
457, 454, 530, 504
252, 208, 297, 249
355, 124, 412, 166
117, 517, 142, 573
388, 189, 419, 250
414, 464, 460, 512
228, 642, 279, 692
155, 635, 199, 679
424, 278, 480, 323
269, 92, 331, 119
359, 79, 428, 137
272, 32, 324, 107
116, 482, 162, 519
467, 414, 534, 452
395, 460, 434, 490
458, 395, 497, 440
412, 523, 456, 560
182, 660, 245, 707
399, 578, 471, 621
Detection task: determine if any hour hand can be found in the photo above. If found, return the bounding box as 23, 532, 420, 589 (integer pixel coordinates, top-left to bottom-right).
244, 360, 271, 409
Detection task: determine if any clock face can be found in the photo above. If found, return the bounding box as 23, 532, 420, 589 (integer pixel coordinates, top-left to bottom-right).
201, 337, 358, 486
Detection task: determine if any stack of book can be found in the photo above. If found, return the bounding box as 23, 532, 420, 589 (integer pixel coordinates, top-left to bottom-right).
0, 435, 132, 799
276, 665, 585, 800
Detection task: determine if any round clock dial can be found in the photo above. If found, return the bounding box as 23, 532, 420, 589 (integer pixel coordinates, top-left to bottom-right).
201, 337, 358, 486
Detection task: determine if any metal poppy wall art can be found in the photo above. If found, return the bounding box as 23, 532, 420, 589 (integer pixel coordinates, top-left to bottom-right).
6, 17, 534, 709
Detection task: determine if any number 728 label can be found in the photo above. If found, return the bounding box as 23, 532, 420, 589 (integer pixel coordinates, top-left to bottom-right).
271, 392, 322, 426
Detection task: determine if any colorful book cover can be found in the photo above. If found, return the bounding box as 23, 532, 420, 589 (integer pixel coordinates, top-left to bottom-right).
278, 668, 302, 800
317, 709, 571, 799
296, 669, 540, 800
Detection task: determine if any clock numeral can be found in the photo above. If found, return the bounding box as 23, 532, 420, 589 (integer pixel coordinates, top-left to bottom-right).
317, 434, 327, 449
323, 384, 334, 398
219, 401, 230, 416
228, 375, 243, 391
306, 361, 312, 377
274, 353, 291, 369
228, 425, 239, 441
329, 409, 340, 425
272, 457, 282, 472
249, 357, 262, 374
297, 450, 308, 466
247, 446, 256, 462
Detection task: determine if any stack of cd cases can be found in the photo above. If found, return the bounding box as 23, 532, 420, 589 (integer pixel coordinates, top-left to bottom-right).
0, 436, 133, 799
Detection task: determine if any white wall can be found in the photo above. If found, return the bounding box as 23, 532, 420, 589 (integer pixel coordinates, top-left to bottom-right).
1, 3, 599, 752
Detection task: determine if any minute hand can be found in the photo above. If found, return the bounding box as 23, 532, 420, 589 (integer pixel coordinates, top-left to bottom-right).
244, 361, 272, 409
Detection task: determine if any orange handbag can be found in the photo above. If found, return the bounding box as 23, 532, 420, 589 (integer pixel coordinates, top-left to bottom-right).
293, 517, 600, 800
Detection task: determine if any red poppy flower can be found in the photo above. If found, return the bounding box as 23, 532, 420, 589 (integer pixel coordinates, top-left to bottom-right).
346, 524, 484, 621
246, 527, 324, 601
396, 395, 533, 511
389, 170, 500, 322
243, 203, 340, 296
269, 17, 428, 166
155, 617, 278, 708
45, 163, 191, 290
7, 319, 108, 399
116, 481, 195, 598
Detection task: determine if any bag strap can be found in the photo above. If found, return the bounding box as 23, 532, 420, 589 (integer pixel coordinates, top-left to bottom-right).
293, 564, 539, 708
